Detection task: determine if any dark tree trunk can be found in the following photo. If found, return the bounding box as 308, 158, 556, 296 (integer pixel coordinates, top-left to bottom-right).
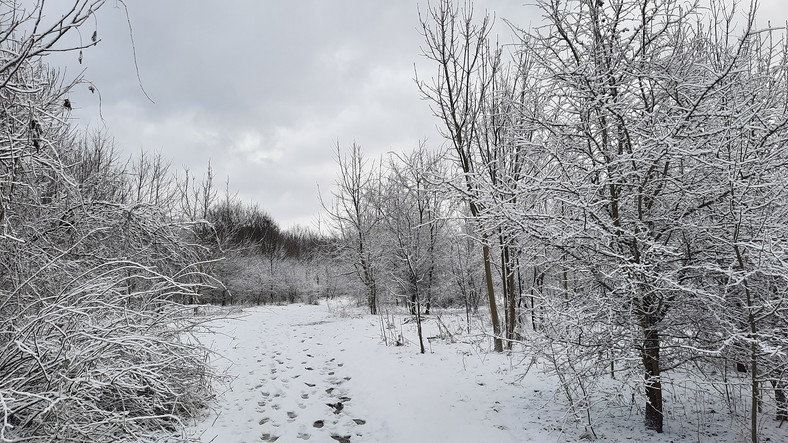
368, 287, 377, 315
642, 324, 663, 433
505, 249, 516, 348
482, 240, 503, 353
500, 243, 517, 349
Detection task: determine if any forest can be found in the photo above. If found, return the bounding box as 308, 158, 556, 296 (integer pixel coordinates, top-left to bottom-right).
1, 0, 787, 442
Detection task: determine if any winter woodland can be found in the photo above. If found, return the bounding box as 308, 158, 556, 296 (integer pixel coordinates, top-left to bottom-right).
1, 0, 788, 442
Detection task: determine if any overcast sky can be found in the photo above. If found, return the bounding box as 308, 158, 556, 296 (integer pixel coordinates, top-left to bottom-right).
53, 0, 787, 231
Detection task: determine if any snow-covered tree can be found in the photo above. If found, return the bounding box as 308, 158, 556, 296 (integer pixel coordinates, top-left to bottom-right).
484, 0, 788, 436
323, 142, 385, 314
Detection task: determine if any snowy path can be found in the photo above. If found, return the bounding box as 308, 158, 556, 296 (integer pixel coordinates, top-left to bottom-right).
188, 303, 530, 443
186, 302, 786, 442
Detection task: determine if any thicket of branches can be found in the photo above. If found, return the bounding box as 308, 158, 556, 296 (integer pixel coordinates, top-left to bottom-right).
0, 2, 223, 441
324, 140, 492, 353
324, 0, 788, 441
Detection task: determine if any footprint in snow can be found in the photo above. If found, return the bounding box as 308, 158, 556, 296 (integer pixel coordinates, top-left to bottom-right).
297, 432, 311, 440
313, 420, 324, 428
261, 433, 279, 442
330, 435, 351, 443
287, 411, 297, 422
326, 402, 344, 414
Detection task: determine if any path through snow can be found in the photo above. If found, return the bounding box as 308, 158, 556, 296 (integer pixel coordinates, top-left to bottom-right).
186, 301, 788, 442
188, 302, 531, 442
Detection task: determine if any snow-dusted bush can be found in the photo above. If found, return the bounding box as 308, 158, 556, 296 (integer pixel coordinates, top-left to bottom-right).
0, 170, 219, 440
0, 4, 218, 440
0, 265, 215, 441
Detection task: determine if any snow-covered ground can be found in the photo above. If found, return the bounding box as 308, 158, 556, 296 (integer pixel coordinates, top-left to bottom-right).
185, 300, 788, 442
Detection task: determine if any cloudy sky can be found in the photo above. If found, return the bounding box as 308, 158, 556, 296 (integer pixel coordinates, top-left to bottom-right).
52, 0, 787, 231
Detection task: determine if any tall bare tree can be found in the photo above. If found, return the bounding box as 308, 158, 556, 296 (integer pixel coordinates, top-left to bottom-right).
418, 0, 504, 352
323, 142, 383, 314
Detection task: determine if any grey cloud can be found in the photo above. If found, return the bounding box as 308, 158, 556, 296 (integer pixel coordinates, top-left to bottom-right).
52, 0, 787, 229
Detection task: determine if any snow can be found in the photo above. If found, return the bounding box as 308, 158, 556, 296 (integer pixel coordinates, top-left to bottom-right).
185, 300, 788, 442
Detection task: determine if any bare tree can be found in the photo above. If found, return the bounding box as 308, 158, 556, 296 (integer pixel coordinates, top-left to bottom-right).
418, 0, 504, 352
322, 142, 384, 314
378, 143, 448, 353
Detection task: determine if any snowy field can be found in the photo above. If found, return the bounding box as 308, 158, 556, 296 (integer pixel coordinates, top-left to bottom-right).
184, 301, 788, 442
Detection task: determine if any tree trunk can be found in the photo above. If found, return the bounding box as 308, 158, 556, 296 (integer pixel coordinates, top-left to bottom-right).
531, 269, 544, 332
505, 246, 517, 348
750, 340, 758, 443
360, 255, 377, 315
736, 241, 758, 443
642, 323, 663, 433
499, 242, 516, 349
416, 295, 425, 354
482, 238, 503, 352
368, 284, 377, 316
